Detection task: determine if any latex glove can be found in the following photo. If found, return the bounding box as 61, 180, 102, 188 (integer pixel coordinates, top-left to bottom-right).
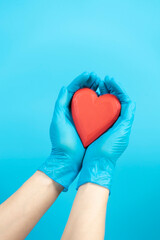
38, 72, 99, 191
77, 77, 136, 191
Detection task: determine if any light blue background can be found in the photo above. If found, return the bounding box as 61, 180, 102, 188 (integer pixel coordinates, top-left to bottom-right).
0, 0, 160, 239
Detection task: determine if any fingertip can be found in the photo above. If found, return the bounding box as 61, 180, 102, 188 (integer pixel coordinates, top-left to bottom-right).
104, 76, 110, 87
81, 71, 90, 78
104, 75, 110, 82
77, 72, 91, 83
99, 79, 104, 88
89, 72, 100, 91
105, 76, 115, 86
90, 72, 97, 78
89, 72, 97, 83
79, 71, 91, 83
96, 76, 101, 85
99, 80, 108, 94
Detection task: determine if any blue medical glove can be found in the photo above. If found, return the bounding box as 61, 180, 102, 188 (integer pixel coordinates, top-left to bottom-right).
77, 77, 136, 191
38, 72, 99, 191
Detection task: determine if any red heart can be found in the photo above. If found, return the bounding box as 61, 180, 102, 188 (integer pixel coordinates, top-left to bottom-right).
71, 88, 121, 147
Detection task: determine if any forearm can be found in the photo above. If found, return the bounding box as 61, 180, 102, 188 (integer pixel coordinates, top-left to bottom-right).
61, 183, 109, 240
0, 170, 63, 240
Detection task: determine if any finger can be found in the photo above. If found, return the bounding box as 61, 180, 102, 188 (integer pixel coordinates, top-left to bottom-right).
55, 86, 69, 108
110, 101, 136, 136
121, 101, 136, 123
104, 77, 130, 103
90, 73, 100, 91
66, 72, 99, 106
67, 72, 97, 94
56, 72, 99, 109
99, 77, 110, 95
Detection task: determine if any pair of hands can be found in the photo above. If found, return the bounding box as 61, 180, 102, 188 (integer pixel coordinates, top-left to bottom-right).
39, 72, 136, 191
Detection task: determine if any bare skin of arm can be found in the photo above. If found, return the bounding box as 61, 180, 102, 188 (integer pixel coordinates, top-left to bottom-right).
0, 170, 63, 240
61, 183, 109, 240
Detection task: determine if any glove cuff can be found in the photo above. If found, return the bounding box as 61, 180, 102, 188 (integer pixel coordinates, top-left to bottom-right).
77, 158, 115, 192
38, 154, 79, 192
38, 164, 69, 192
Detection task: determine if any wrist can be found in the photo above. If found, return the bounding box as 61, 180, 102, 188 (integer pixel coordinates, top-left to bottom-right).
36, 171, 64, 193
78, 183, 109, 205
79, 182, 109, 194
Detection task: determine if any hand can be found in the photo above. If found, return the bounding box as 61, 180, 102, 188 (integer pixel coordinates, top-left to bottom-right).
39, 72, 99, 191
77, 77, 136, 191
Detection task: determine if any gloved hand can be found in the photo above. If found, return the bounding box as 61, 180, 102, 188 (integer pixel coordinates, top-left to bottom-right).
38, 72, 99, 191
77, 77, 136, 191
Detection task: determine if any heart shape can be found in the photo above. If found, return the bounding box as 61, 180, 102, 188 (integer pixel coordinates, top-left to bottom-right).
71, 88, 121, 147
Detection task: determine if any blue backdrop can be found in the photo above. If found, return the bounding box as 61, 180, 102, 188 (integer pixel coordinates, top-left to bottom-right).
0, 0, 160, 239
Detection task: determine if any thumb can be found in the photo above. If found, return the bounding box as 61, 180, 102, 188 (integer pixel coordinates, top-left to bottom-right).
55, 86, 71, 108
